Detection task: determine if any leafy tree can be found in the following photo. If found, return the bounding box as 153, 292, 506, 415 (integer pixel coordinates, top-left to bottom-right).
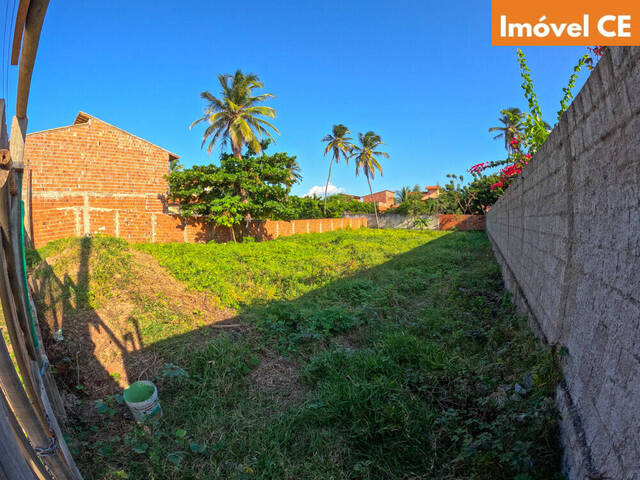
191, 70, 280, 224
438, 174, 475, 215
167, 149, 299, 241
286, 194, 373, 220
351, 131, 389, 228
488, 108, 524, 156
321, 124, 354, 215
466, 173, 502, 213
436, 173, 502, 215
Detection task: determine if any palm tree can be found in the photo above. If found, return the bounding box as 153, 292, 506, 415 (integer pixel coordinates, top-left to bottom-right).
321, 124, 353, 215
395, 186, 411, 204
191, 70, 279, 159
395, 185, 422, 203
489, 108, 524, 155
351, 131, 389, 228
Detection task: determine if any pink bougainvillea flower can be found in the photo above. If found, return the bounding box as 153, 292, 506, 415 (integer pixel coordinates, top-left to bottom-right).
469, 162, 488, 174
490, 181, 503, 191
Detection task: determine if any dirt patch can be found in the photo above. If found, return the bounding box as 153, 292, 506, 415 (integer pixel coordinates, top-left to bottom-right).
250, 352, 308, 407
31, 246, 238, 399
128, 249, 236, 323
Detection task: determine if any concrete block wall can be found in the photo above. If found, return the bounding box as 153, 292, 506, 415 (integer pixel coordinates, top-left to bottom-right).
343, 213, 484, 231
486, 46, 640, 479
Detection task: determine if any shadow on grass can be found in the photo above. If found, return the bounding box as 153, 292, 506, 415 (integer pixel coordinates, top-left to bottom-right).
28, 237, 143, 398
28, 231, 563, 480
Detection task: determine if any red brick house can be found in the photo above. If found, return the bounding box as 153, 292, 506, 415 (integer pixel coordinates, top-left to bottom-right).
360, 190, 395, 211
24, 112, 179, 247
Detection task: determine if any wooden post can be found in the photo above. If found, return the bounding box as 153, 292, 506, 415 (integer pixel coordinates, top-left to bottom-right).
0, 0, 84, 476
15, 0, 49, 119
0, 388, 36, 480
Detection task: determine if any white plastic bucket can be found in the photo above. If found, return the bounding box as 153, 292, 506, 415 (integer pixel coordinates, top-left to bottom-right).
123, 380, 162, 422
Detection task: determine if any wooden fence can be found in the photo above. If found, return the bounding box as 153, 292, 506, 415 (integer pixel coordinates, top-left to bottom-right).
0, 0, 84, 476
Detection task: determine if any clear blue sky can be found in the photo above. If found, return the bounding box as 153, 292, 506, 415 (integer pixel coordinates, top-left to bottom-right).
3, 0, 591, 197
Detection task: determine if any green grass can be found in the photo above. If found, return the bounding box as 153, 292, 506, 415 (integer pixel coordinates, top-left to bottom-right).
33, 230, 563, 480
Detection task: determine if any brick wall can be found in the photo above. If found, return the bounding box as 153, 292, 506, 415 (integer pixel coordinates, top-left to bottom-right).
438, 214, 485, 231
486, 47, 640, 480
138, 215, 368, 244
24, 113, 174, 247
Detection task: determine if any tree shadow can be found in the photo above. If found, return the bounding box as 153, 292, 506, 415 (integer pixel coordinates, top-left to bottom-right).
29, 231, 498, 404
119, 231, 489, 381
29, 237, 145, 400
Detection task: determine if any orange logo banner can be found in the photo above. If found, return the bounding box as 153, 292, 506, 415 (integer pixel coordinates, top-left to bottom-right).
492, 0, 640, 45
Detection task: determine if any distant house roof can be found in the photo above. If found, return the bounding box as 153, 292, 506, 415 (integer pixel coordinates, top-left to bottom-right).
29, 111, 179, 159
424, 185, 440, 190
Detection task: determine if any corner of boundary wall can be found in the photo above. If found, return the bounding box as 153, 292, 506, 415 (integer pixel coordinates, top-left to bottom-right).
485, 46, 640, 480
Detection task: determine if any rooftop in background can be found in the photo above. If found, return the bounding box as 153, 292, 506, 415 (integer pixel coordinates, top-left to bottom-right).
422, 185, 441, 200
361, 190, 396, 211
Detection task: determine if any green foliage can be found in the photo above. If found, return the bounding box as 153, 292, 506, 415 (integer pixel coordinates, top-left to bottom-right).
516, 49, 551, 154
557, 54, 591, 121
167, 149, 300, 231
286, 194, 374, 219
516, 49, 589, 154
393, 185, 436, 216
466, 173, 502, 213
436, 173, 501, 215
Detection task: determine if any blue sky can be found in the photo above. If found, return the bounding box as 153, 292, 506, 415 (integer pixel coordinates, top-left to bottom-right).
3, 0, 591, 197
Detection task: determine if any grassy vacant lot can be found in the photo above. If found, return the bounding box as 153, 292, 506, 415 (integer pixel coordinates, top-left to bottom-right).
28, 229, 562, 480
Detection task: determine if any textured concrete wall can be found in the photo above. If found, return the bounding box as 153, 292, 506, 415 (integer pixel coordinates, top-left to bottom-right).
343, 213, 438, 229
486, 47, 640, 480
343, 213, 485, 231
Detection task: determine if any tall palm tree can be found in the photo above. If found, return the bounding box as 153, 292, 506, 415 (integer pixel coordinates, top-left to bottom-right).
321, 124, 353, 215
352, 131, 389, 228
191, 70, 279, 159
489, 108, 524, 155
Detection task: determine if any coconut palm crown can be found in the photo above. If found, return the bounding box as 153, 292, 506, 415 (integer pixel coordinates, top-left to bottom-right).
191, 70, 279, 158
352, 131, 389, 227
488, 107, 524, 155
321, 124, 354, 215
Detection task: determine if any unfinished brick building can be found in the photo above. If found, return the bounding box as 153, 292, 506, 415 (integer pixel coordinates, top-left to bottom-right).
360, 190, 395, 211
24, 112, 178, 247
